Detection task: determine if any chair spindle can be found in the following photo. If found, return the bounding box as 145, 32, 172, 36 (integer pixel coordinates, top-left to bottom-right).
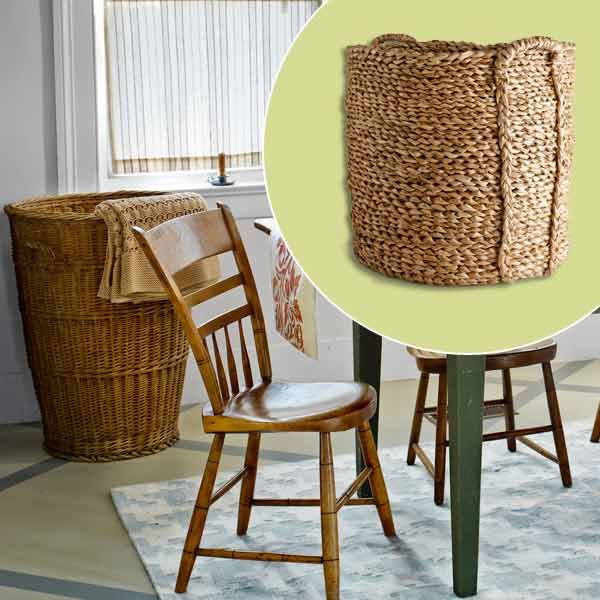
212, 332, 230, 402
224, 325, 240, 395
238, 319, 253, 389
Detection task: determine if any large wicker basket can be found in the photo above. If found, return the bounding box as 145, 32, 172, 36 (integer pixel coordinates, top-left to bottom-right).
346, 35, 575, 286
5, 191, 188, 461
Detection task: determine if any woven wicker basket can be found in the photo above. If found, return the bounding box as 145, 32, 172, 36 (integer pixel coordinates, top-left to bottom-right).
346, 35, 575, 286
5, 191, 188, 461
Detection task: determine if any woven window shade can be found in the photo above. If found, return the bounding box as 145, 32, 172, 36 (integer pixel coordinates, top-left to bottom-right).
104, 0, 319, 174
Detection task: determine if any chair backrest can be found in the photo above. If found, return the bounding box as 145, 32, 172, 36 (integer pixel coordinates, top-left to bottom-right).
132, 202, 272, 416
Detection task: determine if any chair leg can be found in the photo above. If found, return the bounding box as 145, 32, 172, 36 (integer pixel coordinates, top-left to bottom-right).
434, 372, 448, 506
319, 433, 340, 600
175, 433, 225, 593
407, 372, 429, 464
357, 422, 396, 536
542, 362, 572, 488
502, 369, 517, 452
591, 402, 600, 443
237, 432, 261, 535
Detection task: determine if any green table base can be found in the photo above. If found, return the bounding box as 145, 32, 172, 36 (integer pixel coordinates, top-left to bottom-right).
447, 354, 485, 597
352, 323, 485, 597
352, 321, 382, 498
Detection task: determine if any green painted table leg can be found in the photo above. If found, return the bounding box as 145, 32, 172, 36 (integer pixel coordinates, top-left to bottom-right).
352, 321, 382, 498
447, 354, 485, 597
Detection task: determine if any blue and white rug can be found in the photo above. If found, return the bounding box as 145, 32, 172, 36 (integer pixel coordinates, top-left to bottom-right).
112, 421, 600, 599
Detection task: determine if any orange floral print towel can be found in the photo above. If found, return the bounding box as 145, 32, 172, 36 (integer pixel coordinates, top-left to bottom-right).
271, 231, 318, 359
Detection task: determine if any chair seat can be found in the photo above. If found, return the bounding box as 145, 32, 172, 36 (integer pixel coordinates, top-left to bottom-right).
203, 381, 376, 433
408, 339, 556, 374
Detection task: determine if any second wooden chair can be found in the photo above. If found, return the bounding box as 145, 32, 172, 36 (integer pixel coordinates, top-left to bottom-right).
406, 341, 572, 505
590, 402, 600, 443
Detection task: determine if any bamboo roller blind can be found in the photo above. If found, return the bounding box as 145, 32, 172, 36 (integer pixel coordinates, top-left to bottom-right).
104, 0, 318, 174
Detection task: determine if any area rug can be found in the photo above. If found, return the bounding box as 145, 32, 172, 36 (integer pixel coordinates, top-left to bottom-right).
112, 421, 600, 599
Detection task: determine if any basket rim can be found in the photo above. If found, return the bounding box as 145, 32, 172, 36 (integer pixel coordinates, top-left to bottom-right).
4, 190, 168, 221
346, 35, 575, 59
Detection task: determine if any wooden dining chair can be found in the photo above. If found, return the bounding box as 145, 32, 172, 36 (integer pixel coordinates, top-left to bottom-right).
132, 203, 395, 599
406, 341, 572, 506
591, 406, 600, 443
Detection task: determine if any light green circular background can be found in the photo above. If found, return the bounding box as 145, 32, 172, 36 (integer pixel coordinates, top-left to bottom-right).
264, 0, 600, 354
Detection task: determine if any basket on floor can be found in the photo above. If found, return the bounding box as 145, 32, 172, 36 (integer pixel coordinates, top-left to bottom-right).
5, 191, 188, 461
345, 35, 575, 286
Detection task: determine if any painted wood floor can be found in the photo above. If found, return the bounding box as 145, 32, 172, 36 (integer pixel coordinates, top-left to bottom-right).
1, 360, 600, 599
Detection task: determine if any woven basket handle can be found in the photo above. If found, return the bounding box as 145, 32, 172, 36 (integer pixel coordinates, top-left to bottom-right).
370, 34, 417, 48
499, 36, 569, 63
495, 36, 573, 281
24, 240, 57, 260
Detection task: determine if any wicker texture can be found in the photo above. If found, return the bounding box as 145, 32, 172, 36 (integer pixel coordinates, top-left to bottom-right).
346, 35, 575, 286
4, 191, 194, 461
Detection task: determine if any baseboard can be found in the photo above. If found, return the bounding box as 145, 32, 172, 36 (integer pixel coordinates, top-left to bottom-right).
0, 372, 39, 423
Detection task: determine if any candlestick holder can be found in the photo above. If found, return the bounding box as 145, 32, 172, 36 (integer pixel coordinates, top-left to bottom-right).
208, 152, 235, 186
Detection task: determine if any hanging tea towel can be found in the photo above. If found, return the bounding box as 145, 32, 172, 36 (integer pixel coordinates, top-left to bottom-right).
95, 192, 220, 302
270, 227, 318, 358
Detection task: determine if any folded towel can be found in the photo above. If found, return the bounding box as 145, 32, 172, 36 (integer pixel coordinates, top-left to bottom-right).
271, 228, 318, 358
95, 192, 220, 303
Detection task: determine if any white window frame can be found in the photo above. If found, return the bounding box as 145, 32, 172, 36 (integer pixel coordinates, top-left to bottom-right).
53, 0, 272, 216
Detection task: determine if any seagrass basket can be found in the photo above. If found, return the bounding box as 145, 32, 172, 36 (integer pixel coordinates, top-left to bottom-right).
346, 35, 575, 285
5, 191, 188, 461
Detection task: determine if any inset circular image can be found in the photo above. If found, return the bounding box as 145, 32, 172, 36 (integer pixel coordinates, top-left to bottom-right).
264, 0, 600, 353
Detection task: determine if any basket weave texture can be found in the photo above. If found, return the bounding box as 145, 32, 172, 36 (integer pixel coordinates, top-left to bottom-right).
346, 35, 575, 286
5, 191, 189, 461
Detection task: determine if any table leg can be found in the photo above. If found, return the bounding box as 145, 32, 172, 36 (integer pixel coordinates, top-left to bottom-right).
447, 354, 485, 597
352, 321, 382, 497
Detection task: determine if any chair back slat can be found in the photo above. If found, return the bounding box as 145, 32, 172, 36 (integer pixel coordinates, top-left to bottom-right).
224, 326, 240, 395
140, 209, 233, 275
131, 203, 271, 416
238, 320, 254, 390
183, 273, 244, 306
211, 333, 230, 403
197, 304, 252, 339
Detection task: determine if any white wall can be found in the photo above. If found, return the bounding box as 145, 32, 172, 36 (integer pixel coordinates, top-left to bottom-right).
0, 1, 598, 422
0, 0, 57, 422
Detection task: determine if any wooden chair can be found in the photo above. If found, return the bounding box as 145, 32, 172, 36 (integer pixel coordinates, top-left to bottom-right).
591, 405, 600, 443
132, 203, 395, 599
406, 341, 572, 506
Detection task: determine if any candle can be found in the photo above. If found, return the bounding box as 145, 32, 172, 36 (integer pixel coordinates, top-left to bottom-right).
218, 153, 226, 178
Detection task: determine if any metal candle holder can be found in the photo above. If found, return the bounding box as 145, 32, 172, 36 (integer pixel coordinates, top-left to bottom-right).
208, 152, 235, 186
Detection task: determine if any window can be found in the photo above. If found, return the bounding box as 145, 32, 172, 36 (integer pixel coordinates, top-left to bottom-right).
100, 0, 319, 179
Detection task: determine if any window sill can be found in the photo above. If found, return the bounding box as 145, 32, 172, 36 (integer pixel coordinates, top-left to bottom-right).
192, 180, 267, 198
186, 181, 272, 219
98, 175, 270, 219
